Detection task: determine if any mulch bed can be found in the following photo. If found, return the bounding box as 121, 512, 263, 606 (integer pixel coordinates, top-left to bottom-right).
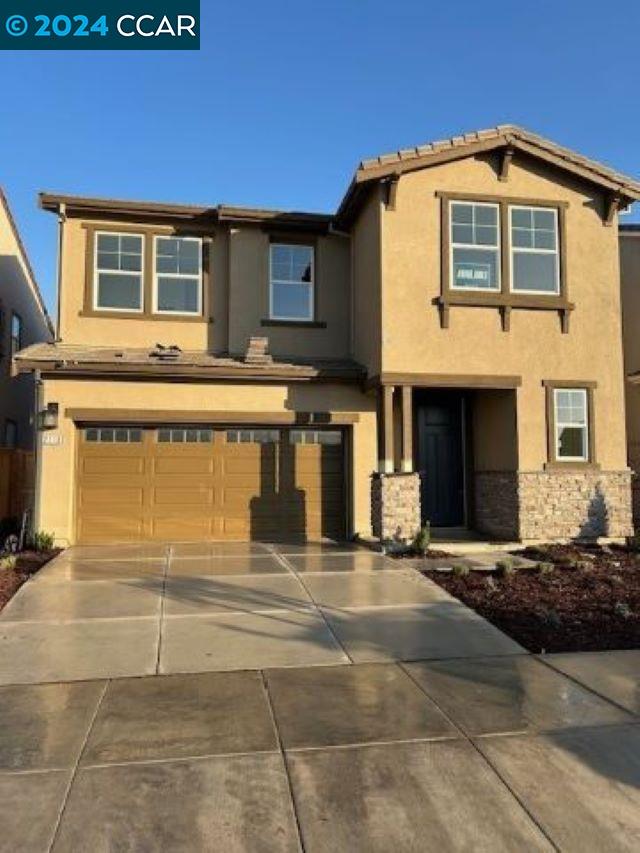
423, 543, 640, 653
0, 551, 61, 612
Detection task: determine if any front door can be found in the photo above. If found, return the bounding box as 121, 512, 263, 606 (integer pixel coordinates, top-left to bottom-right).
416, 395, 465, 527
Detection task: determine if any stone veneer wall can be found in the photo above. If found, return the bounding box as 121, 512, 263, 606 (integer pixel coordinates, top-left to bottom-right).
371, 473, 421, 543
627, 443, 640, 531
474, 472, 519, 540
475, 469, 633, 541
517, 470, 633, 541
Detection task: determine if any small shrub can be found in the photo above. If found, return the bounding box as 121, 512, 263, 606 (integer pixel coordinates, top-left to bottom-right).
0, 555, 17, 571
28, 531, 55, 552
614, 601, 632, 620
451, 562, 470, 578
495, 558, 516, 579
484, 576, 498, 593
412, 522, 431, 557
541, 608, 562, 629
537, 561, 554, 576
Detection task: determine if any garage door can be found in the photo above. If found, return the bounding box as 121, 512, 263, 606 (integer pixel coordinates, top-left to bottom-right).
75, 425, 347, 543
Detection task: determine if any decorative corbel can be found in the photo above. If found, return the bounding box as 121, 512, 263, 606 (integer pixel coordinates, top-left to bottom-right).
383, 172, 401, 210
604, 193, 622, 227
498, 147, 515, 183
500, 304, 511, 332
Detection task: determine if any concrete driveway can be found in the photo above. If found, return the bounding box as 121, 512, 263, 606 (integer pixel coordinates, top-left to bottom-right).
1, 543, 640, 850
0, 541, 523, 683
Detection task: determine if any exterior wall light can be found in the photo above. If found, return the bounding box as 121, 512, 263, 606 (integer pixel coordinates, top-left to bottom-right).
38, 402, 59, 431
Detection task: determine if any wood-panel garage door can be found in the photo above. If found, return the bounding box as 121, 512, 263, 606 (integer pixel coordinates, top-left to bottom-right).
75, 425, 346, 543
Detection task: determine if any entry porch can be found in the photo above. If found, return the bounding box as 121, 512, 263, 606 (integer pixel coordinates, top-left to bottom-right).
370, 375, 521, 544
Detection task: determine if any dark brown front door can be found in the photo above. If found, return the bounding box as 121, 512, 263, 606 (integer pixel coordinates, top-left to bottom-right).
416, 395, 465, 527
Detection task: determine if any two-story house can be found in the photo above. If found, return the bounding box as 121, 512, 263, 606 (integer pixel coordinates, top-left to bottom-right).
14, 126, 640, 547
1, 189, 52, 452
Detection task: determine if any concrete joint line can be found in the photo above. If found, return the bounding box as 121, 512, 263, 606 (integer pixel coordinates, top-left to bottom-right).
398, 662, 560, 851
47, 679, 110, 852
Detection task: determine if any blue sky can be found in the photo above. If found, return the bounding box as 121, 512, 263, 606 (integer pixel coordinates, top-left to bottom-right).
2, 0, 639, 312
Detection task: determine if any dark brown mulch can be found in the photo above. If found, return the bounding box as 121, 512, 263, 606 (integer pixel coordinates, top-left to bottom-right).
0, 551, 61, 612
423, 543, 640, 653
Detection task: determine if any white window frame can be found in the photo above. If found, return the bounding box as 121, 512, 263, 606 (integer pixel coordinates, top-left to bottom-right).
449, 201, 501, 292
269, 243, 315, 321
153, 236, 203, 316
553, 387, 589, 462
509, 206, 560, 296
93, 231, 144, 313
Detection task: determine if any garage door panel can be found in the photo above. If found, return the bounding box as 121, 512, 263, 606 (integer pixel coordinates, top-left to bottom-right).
79, 487, 145, 507
153, 457, 214, 475
76, 426, 346, 544
81, 456, 145, 475
152, 487, 215, 506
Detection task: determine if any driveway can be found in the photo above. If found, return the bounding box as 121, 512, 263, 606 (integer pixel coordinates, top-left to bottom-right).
0, 541, 523, 683
1, 543, 639, 850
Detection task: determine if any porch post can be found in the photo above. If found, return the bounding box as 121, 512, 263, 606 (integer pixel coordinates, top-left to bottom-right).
378, 384, 394, 473
400, 385, 413, 472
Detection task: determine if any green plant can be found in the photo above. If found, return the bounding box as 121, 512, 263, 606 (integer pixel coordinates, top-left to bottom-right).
451, 562, 470, 578
537, 561, 554, 576
412, 522, 431, 557
495, 557, 516, 579
29, 531, 55, 552
0, 555, 16, 570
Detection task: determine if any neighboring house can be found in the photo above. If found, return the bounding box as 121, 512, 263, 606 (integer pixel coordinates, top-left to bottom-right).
14, 125, 640, 546
0, 189, 52, 450
619, 223, 640, 525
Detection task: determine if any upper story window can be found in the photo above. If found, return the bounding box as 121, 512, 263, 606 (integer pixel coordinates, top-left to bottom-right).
450, 202, 500, 291
269, 243, 314, 321
510, 207, 559, 294
94, 232, 144, 311
154, 237, 202, 315
553, 388, 588, 462
10, 312, 22, 357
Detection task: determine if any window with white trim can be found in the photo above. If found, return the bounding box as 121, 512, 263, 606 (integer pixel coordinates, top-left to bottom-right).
94, 233, 144, 311
450, 201, 500, 291
269, 244, 314, 320
510, 207, 560, 294
554, 388, 588, 461
154, 237, 202, 315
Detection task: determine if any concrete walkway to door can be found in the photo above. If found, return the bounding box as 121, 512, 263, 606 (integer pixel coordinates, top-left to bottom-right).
0, 541, 524, 683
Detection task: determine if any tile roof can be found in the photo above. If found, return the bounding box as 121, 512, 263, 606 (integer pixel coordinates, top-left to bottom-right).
13, 342, 365, 381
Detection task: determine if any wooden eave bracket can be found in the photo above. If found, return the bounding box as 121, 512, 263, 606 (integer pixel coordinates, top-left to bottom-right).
383, 173, 401, 210
498, 146, 515, 182
605, 193, 622, 226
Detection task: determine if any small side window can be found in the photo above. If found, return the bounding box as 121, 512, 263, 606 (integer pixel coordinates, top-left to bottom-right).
553, 388, 588, 461
10, 313, 22, 357
4, 419, 17, 449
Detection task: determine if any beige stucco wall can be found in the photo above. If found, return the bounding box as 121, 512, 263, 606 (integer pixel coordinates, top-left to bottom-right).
380, 153, 628, 471
352, 187, 382, 374
36, 377, 376, 546
59, 216, 351, 360
227, 228, 350, 359
0, 200, 51, 448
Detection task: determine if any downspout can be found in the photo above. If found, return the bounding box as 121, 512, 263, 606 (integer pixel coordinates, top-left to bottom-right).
54, 203, 66, 341
32, 370, 43, 531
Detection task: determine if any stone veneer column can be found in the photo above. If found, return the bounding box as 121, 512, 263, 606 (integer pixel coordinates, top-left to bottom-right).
371, 472, 421, 544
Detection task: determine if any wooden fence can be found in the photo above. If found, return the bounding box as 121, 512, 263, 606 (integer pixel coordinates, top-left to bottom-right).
0, 448, 34, 520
